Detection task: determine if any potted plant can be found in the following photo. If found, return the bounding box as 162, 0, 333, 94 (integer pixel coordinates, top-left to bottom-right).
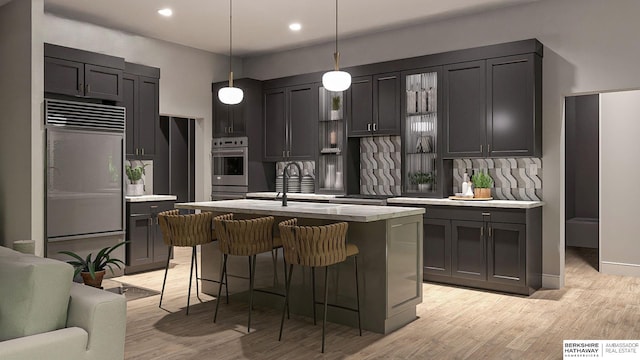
409, 171, 435, 192
125, 163, 147, 196
330, 95, 341, 120
59, 242, 127, 288
471, 170, 493, 198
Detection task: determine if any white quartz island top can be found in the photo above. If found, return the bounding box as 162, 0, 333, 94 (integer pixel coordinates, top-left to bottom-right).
245, 192, 337, 201
175, 199, 424, 222
126, 194, 177, 202
387, 197, 544, 209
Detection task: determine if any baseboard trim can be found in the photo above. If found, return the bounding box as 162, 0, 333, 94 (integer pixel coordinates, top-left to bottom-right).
542, 273, 561, 289
601, 261, 640, 277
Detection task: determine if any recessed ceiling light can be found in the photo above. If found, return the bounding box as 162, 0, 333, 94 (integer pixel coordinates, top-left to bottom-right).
289, 23, 302, 31
158, 8, 173, 17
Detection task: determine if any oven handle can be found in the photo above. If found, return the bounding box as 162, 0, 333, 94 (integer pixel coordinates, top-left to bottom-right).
211, 148, 247, 156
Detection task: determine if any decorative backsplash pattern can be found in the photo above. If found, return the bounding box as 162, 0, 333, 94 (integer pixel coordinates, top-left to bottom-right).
360, 136, 402, 195
453, 158, 542, 201
275, 161, 315, 177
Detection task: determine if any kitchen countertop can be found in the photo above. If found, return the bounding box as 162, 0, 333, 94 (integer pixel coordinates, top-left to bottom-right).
245, 192, 338, 201
126, 194, 177, 202
387, 197, 544, 209
175, 199, 424, 222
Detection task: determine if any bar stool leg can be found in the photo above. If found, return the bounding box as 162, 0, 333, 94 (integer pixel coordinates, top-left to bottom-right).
283, 255, 290, 319
279, 264, 294, 341
214, 254, 228, 323
186, 247, 196, 315
159, 246, 172, 309
247, 255, 257, 333
312, 267, 317, 325
224, 259, 229, 304
322, 266, 329, 353
354, 255, 362, 336
194, 246, 202, 303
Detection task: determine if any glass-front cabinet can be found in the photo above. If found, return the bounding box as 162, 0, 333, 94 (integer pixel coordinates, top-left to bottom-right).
317, 87, 345, 193
402, 68, 443, 196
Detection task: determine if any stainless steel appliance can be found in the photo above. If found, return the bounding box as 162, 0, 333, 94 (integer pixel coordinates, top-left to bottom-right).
45, 99, 125, 243
211, 136, 248, 199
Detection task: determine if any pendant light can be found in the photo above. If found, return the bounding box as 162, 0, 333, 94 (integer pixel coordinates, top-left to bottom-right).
322, 0, 351, 92
218, 0, 243, 105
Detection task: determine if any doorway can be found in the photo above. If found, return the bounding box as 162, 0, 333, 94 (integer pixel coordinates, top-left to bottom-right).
157, 116, 196, 204
564, 95, 599, 271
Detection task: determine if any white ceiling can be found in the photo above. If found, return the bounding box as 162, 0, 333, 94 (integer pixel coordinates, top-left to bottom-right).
43, 0, 538, 57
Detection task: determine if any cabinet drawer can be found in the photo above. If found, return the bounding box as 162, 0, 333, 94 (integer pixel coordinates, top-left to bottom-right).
128, 200, 175, 215
424, 206, 525, 224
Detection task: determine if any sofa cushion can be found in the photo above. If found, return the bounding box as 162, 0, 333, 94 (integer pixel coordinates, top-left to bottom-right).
0, 246, 74, 341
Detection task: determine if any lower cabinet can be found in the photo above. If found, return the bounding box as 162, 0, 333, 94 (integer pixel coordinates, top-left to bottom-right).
125, 200, 175, 274
423, 206, 541, 295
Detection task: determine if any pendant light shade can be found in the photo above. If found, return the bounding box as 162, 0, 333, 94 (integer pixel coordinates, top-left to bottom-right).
322, 0, 351, 92
218, 0, 243, 105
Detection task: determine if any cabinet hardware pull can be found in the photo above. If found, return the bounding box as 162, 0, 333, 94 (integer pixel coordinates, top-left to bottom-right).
135, 148, 139, 155
141, 148, 145, 155
148, 218, 152, 226
86, 84, 90, 93
150, 205, 158, 209
78, 83, 83, 93
156, 217, 159, 225
373, 123, 378, 131
489, 227, 492, 237
287, 150, 290, 157
283, 150, 286, 158
480, 226, 484, 237
480, 144, 483, 153
482, 212, 491, 216
367, 123, 372, 131
488, 144, 491, 153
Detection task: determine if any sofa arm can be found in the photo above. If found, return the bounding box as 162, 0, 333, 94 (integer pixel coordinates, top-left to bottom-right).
66, 283, 127, 360
0, 327, 88, 360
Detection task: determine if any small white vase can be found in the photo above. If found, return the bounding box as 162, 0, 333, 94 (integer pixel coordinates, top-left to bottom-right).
127, 183, 144, 196
330, 110, 340, 120
418, 183, 432, 192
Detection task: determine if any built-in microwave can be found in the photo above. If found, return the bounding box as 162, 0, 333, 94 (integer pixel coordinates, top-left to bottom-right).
211, 137, 248, 187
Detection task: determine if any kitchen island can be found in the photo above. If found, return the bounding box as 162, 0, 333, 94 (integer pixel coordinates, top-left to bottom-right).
175, 199, 425, 334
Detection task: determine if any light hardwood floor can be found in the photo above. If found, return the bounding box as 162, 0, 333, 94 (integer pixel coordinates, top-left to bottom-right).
113, 247, 640, 359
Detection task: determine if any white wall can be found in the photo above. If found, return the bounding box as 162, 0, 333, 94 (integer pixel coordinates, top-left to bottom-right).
244, 0, 640, 288
43, 13, 243, 204
0, 0, 44, 255
600, 90, 640, 277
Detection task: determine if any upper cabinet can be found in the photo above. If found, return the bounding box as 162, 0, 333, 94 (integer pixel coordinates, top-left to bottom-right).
122, 62, 160, 159
348, 72, 401, 137
443, 53, 541, 158
44, 43, 124, 102
211, 79, 263, 138
263, 83, 317, 161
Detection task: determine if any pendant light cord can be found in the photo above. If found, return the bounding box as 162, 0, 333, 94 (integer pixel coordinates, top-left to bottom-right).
334, 0, 339, 71
229, 0, 233, 86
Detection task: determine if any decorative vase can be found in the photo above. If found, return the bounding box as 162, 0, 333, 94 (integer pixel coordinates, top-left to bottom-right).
325, 164, 335, 189
126, 183, 144, 196
81, 270, 106, 288
474, 188, 491, 199
418, 183, 432, 192
330, 109, 340, 120
335, 171, 343, 189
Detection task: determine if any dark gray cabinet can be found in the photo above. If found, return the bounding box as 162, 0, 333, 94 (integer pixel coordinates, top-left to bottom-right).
123, 65, 159, 159
211, 79, 261, 138
348, 73, 401, 137
263, 84, 317, 161
442, 54, 541, 158
44, 43, 124, 102
421, 205, 541, 295
125, 200, 174, 274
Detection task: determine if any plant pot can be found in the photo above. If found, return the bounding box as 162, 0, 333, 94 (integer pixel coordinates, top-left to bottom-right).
81, 270, 106, 288
474, 188, 491, 198
330, 109, 341, 120
126, 183, 144, 196
418, 183, 432, 192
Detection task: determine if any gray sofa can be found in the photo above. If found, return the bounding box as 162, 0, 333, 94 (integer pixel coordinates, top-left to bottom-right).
0, 245, 126, 360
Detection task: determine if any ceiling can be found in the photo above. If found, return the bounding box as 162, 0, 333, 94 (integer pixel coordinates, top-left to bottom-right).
43, 0, 538, 57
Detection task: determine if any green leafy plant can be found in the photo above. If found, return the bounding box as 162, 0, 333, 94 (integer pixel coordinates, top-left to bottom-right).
125, 163, 148, 183
59, 242, 128, 279
331, 95, 341, 111
409, 171, 435, 185
471, 171, 493, 188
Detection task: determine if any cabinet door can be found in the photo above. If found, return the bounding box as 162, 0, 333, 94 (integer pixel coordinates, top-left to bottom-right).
150, 202, 173, 263
347, 76, 373, 137
443, 61, 486, 158
423, 218, 451, 278
212, 91, 231, 138
451, 220, 486, 280
487, 222, 526, 287
264, 88, 287, 160
229, 106, 245, 136
126, 212, 153, 267
123, 74, 138, 158
486, 54, 536, 157
137, 76, 158, 157
373, 72, 401, 135
288, 84, 317, 160
84, 64, 123, 101
44, 57, 84, 97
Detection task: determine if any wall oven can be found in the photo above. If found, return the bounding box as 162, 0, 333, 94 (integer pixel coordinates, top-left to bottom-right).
211, 136, 248, 188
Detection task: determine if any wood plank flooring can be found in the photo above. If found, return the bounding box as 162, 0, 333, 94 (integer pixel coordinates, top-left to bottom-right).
113, 247, 640, 359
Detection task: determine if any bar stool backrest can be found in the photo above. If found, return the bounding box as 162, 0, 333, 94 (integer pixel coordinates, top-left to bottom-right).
213, 214, 275, 256
158, 210, 214, 247
278, 219, 349, 267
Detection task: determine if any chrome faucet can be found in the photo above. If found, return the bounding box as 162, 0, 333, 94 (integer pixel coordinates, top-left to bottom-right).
281, 162, 302, 207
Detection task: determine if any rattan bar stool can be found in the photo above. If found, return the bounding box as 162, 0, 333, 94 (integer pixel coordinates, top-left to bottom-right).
277, 218, 362, 353
213, 213, 287, 333
158, 210, 226, 315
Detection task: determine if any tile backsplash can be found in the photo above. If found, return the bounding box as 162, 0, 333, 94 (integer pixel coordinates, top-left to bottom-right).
453, 158, 542, 201
360, 136, 402, 196
275, 161, 315, 177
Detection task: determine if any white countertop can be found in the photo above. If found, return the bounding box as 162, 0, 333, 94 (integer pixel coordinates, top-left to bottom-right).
175, 199, 424, 222
387, 197, 544, 209
245, 192, 338, 201
126, 195, 177, 203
